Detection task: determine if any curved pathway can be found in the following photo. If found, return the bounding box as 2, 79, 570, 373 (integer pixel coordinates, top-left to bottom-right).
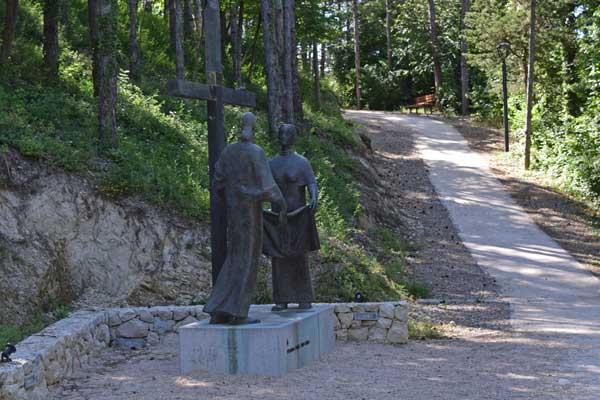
346, 110, 600, 399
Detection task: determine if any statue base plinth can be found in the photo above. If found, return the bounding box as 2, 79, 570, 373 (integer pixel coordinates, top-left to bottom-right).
179, 304, 335, 376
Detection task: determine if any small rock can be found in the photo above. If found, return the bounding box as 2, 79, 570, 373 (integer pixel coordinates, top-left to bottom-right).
153, 317, 175, 334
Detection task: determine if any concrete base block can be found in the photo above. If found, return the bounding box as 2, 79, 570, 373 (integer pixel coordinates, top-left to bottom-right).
179, 304, 335, 376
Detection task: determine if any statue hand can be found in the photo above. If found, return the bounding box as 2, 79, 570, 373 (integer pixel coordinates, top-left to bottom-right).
309, 198, 318, 211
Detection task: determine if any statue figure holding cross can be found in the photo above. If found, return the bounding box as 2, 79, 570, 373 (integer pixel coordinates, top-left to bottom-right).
203, 112, 287, 324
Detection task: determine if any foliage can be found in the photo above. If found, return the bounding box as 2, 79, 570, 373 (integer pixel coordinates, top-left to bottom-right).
408, 317, 443, 340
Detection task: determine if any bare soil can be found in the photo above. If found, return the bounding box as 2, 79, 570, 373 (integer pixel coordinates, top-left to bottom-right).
450, 119, 600, 276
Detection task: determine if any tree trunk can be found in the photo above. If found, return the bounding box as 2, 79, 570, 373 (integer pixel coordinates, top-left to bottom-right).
193, 0, 203, 79
261, 0, 284, 135
385, 0, 391, 69
524, 0, 536, 170
0, 0, 19, 64
320, 43, 325, 76
313, 42, 321, 109
95, 0, 118, 148
247, 11, 260, 80
427, 0, 442, 99
43, 0, 60, 79
88, 0, 99, 96
459, 0, 470, 115
230, 0, 244, 88
184, 0, 194, 40
61, 0, 72, 42
562, 2, 578, 117
282, 0, 295, 123
352, 0, 361, 109
174, 0, 185, 79
128, 0, 140, 81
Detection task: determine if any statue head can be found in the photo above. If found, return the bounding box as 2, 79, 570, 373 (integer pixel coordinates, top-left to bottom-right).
278, 124, 297, 147
240, 112, 257, 142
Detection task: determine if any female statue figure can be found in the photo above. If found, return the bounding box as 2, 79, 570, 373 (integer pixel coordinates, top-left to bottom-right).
264, 124, 320, 311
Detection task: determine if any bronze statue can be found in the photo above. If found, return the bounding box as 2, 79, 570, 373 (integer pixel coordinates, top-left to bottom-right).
204, 112, 287, 325
263, 124, 320, 311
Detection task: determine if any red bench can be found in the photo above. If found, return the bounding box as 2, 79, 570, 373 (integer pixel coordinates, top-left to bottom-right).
408, 93, 435, 114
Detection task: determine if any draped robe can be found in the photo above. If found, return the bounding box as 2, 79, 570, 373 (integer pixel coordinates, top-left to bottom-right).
204, 141, 285, 318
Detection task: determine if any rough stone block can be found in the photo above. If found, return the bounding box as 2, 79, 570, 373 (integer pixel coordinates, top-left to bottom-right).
153, 317, 175, 334
138, 310, 153, 323
337, 312, 353, 329
376, 317, 393, 329
335, 329, 348, 340
379, 303, 395, 319
394, 305, 408, 322
387, 321, 408, 344
348, 327, 369, 341
173, 309, 189, 321
116, 319, 149, 339
118, 309, 137, 323
368, 327, 388, 342
180, 305, 334, 377
334, 304, 351, 313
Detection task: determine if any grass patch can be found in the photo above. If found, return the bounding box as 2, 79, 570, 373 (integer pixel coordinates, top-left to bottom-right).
0, 316, 45, 345
408, 318, 443, 340
406, 280, 432, 299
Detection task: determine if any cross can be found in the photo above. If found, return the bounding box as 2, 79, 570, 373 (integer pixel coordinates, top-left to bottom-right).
167, 0, 256, 284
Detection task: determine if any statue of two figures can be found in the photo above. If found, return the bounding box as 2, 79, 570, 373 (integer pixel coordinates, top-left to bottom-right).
203, 113, 319, 325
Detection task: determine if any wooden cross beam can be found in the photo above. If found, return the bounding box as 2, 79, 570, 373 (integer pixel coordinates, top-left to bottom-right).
167, 0, 256, 285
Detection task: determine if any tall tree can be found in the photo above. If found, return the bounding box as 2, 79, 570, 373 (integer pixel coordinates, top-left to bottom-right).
427, 0, 442, 98
0, 0, 19, 64
88, 0, 99, 96
183, 0, 194, 40
459, 0, 470, 115
95, 0, 118, 147
282, 0, 295, 123
261, 0, 284, 134
193, 0, 204, 79
43, 0, 60, 79
128, 0, 140, 81
313, 42, 321, 109
174, 0, 185, 79
385, 0, 392, 69
524, 0, 536, 169
230, 0, 244, 87
352, 0, 361, 109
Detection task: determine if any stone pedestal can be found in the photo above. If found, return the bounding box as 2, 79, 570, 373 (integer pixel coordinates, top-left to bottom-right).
179, 304, 335, 376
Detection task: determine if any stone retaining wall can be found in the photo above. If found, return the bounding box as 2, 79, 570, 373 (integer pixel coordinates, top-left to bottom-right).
0, 302, 409, 399
333, 302, 409, 344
